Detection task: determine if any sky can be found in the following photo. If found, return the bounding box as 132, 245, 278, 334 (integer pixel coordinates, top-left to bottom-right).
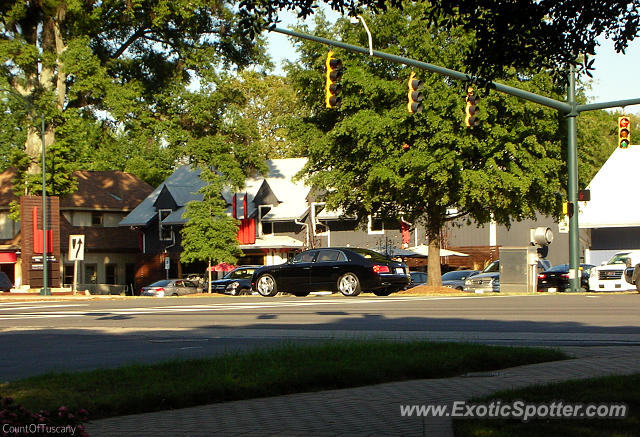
265, 11, 640, 114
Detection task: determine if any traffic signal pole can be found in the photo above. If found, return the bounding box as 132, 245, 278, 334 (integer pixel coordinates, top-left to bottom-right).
273, 27, 640, 291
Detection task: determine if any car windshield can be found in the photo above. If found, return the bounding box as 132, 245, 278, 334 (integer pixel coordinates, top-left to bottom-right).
442, 271, 471, 281
482, 261, 499, 273
149, 280, 171, 287
606, 253, 631, 265
348, 248, 391, 263
546, 264, 569, 272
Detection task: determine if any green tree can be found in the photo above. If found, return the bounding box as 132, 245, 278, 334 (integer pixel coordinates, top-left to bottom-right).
232, 71, 308, 158
180, 168, 243, 293
1, 0, 268, 193
286, 6, 567, 285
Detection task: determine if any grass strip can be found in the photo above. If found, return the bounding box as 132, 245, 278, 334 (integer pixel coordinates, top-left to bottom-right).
453, 373, 640, 437
1, 340, 567, 420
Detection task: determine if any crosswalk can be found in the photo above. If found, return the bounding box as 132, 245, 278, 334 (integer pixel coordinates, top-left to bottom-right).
0, 295, 485, 321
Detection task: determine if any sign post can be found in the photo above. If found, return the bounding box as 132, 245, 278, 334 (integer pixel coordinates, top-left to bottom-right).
68, 235, 85, 294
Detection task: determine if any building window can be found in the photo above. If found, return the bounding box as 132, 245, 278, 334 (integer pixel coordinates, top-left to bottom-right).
85, 264, 98, 284
91, 212, 103, 227
159, 209, 173, 241
63, 264, 74, 286
0, 213, 19, 239
106, 264, 118, 284
368, 215, 384, 234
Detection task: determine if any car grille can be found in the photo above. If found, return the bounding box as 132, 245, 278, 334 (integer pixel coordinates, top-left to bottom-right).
214, 284, 227, 292
598, 270, 623, 280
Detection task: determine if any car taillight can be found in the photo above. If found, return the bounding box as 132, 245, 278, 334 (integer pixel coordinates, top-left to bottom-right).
561, 274, 569, 279
538, 274, 546, 279
154, 287, 165, 292
373, 265, 390, 274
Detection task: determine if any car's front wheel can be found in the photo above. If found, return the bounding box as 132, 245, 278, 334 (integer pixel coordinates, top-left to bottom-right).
633, 264, 640, 292
256, 274, 278, 297
338, 273, 361, 296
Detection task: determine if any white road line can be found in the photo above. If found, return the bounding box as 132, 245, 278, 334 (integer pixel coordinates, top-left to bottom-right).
0, 304, 88, 311
0, 295, 516, 320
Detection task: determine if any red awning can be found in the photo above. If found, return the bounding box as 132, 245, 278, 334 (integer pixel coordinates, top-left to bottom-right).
0, 252, 17, 263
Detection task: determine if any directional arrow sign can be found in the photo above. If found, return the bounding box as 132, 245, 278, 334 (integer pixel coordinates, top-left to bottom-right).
68, 235, 85, 261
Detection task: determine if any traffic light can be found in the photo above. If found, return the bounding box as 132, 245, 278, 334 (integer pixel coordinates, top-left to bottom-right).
407, 71, 423, 113
325, 51, 343, 109
465, 87, 480, 128
618, 116, 630, 148
578, 189, 591, 202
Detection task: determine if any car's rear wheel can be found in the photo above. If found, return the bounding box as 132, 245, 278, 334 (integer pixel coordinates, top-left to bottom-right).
338, 273, 361, 296
373, 288, 392, 296
256, 274, 278, 297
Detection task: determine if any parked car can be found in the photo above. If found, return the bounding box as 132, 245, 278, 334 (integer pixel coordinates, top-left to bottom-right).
441, 270, 479, 290
0, 272, 12, 292
140, 279, 202, 297
537, 264, 595, 292
251, 247, 410, 297
408, 271, 427, 288
589, 250, 640, 292
463, 260, 500, 293
209, 266, 260, 295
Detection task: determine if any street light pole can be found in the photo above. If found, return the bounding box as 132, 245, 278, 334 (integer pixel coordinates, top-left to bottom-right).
40, 113, 49, 296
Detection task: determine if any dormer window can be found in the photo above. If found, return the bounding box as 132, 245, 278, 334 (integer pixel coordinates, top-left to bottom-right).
259, 205, 273, 236
159, 209, 173, 241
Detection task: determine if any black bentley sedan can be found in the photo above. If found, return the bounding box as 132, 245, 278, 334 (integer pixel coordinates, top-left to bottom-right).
537, 263, 595, 292
251, 247, 410, 297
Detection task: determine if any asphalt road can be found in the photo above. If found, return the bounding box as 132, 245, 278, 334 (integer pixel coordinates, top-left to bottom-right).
1, 293, 639, 381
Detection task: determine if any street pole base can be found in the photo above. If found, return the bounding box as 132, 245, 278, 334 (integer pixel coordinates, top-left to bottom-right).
40, 288, 51, 296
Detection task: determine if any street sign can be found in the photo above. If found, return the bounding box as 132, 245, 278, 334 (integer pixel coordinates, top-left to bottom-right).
165, 257, 170, 270
68, 235, 85, 261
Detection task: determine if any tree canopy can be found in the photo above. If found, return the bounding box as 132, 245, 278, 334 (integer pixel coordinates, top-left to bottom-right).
1, 0, 268, 195
239, 0, 640, 80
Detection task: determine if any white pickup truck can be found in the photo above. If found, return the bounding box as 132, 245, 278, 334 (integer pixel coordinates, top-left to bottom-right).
588, 250, 640, 292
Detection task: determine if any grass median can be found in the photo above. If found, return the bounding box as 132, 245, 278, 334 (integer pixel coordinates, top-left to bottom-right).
453, 373, 640, 437
1, 340, 567, 420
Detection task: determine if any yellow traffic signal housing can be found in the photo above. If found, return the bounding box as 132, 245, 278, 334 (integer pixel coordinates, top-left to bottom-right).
325, 51, 343, 108
618, 116, 630, 148
465, 87, 480, 128
407, 71, 423, 113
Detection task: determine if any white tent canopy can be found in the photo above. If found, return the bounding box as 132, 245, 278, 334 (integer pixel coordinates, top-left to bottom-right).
580, 145, 640, 228
407, 245, 469, 257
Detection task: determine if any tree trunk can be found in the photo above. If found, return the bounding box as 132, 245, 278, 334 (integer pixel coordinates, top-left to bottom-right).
426, 239, 442, 286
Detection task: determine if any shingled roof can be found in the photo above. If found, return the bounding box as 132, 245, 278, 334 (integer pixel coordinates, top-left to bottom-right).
0, 169, 153, 210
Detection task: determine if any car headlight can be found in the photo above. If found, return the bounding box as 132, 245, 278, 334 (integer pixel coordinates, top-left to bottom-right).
492, 278, 500, 286
464, 279, 472, 286
226, 281, 240, 291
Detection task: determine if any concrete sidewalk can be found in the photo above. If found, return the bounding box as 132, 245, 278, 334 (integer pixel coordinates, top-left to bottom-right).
86, 346, 640, 436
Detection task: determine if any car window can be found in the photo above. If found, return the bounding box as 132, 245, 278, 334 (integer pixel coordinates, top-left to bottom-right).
546, 264, 569, 272
150, 280, 171, 287
316, 249, 346, 263
184, 281, 197, 288
442, 271, 469, 281
483, 261, 499, 273
607, 253, 631, 265
348, 248, 391, 263
293, 250, 317, 263
230, 268, 255, 279
175, 280, 184, 287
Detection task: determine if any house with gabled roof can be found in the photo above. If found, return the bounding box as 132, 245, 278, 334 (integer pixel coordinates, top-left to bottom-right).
0, 169, 154, 291
120, 159, 311, 281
